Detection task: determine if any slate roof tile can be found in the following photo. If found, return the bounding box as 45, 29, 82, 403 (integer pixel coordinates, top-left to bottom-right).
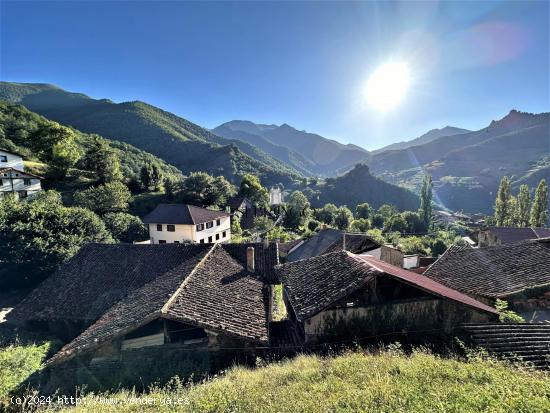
424, 238, 550, 298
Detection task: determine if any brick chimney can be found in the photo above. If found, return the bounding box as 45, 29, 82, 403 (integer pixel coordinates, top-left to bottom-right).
247, 246, 255, 272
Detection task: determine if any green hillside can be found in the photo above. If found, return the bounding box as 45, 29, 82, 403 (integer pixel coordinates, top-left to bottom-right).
312, 163, 420, 211
48, 350, 549, 413
0, 82, 301, 186
369, 110, 550, 213
0, 101, 181, 195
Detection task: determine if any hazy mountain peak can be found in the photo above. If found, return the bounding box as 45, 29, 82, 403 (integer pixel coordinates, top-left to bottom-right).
373, 125, 471, 154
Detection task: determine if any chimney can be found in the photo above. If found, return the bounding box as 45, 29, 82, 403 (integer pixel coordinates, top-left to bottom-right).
247, 247, 255, 272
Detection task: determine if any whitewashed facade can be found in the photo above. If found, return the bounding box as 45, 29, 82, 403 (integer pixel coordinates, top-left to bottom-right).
269, 187, 284, 205
0, 149, 25, 170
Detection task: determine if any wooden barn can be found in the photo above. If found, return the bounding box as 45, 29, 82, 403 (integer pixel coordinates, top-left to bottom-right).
276, 251, 498, 344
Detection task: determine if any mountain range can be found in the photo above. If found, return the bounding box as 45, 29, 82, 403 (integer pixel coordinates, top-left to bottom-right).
213, 120, 369, 176
1, 81, 548, 214
368, 110, 549, 213
0, 82, 301, 187
371, 126, 471, 154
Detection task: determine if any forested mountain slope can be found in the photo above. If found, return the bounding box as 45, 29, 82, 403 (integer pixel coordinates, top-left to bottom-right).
368, 110, 550, 213
0, 82, 300, 186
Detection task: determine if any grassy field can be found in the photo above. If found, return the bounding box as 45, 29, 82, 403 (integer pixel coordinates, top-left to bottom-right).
39, 350, 549, 413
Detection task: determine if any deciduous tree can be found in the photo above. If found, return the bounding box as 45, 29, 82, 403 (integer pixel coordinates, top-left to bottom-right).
494, 176, 512, 226
531, 179, 548, 227
516, 184, 531, 227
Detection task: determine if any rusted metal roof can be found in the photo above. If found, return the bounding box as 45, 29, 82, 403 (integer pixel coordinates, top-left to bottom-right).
352, 254, 498, 314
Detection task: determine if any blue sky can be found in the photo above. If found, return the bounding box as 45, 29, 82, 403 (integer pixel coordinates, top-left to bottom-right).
1, 1, 548, 150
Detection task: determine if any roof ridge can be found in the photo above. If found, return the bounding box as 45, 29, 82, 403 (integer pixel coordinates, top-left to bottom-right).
0, 167, 44, 179
276, 249, 347, 268
161, 243, 218, 314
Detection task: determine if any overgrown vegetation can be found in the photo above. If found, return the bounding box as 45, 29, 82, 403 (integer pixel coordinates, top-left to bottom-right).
40, 350, 550, 413
0, 326, 54, 406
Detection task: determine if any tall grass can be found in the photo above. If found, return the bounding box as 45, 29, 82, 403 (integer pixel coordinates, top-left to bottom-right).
46, 349, 549, 413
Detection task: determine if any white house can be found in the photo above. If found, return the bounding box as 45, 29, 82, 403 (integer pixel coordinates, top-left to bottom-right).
0, 149, 25, 170
269, 187, 284, 206
0, 149, 43, 199
0, 168, 43, 199
142, 204, 231, 244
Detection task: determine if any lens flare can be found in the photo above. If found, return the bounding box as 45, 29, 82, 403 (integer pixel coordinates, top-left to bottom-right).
365, 62, 411, 111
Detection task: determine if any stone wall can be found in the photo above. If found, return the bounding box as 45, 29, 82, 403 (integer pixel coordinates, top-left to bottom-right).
303, 298, 493, 344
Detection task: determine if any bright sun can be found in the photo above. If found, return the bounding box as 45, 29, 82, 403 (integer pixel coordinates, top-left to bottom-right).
365, 62, 411, 111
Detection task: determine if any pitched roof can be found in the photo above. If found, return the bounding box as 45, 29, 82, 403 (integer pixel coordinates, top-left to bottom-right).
165, 246, 269, 343
8, 244, 212, 324
142, 204, 230, 225
0, 167, 44, 179
352, 255, 497, 314
0, 148, 25, 158
484, 226, 550, 244
286, 229, 380, 262
47, 245, 269, 365
277, 251, 497, 321
424, 238, 550, 298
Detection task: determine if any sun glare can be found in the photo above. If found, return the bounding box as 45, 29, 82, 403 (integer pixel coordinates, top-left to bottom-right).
365, 62, 411, 111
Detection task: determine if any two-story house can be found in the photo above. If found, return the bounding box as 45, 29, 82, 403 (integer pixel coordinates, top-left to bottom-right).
0, 149, 43, 199
142, 204, 231, 244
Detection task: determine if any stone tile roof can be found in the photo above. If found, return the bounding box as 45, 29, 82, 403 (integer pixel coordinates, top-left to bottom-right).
485, 227, 550, 244
286, 229, 380, 262
424, 238, 550, 298
142, 204, 230, 225
277, 251, 497, 322
47, 244, 269, 365
8, 243, 212, 324
47, 252, 205, 365
165, 246, 269, 343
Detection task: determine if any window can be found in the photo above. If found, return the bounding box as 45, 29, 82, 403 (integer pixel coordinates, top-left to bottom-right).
215, 233, 220, 240
23, 178, 31, 186
167, 224, 175, 232
216, 219, 221, 226
196, 223, 204, 232
0, 179, 4, 187
158, 240, 167, 244
200, 239, 204, 244
0, 155, 7, 162
223, 231, 227, 238
208, 236, 212, 243
156, 224, 163, 231
206, 221, 213, 229
174, 241, 180, 244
